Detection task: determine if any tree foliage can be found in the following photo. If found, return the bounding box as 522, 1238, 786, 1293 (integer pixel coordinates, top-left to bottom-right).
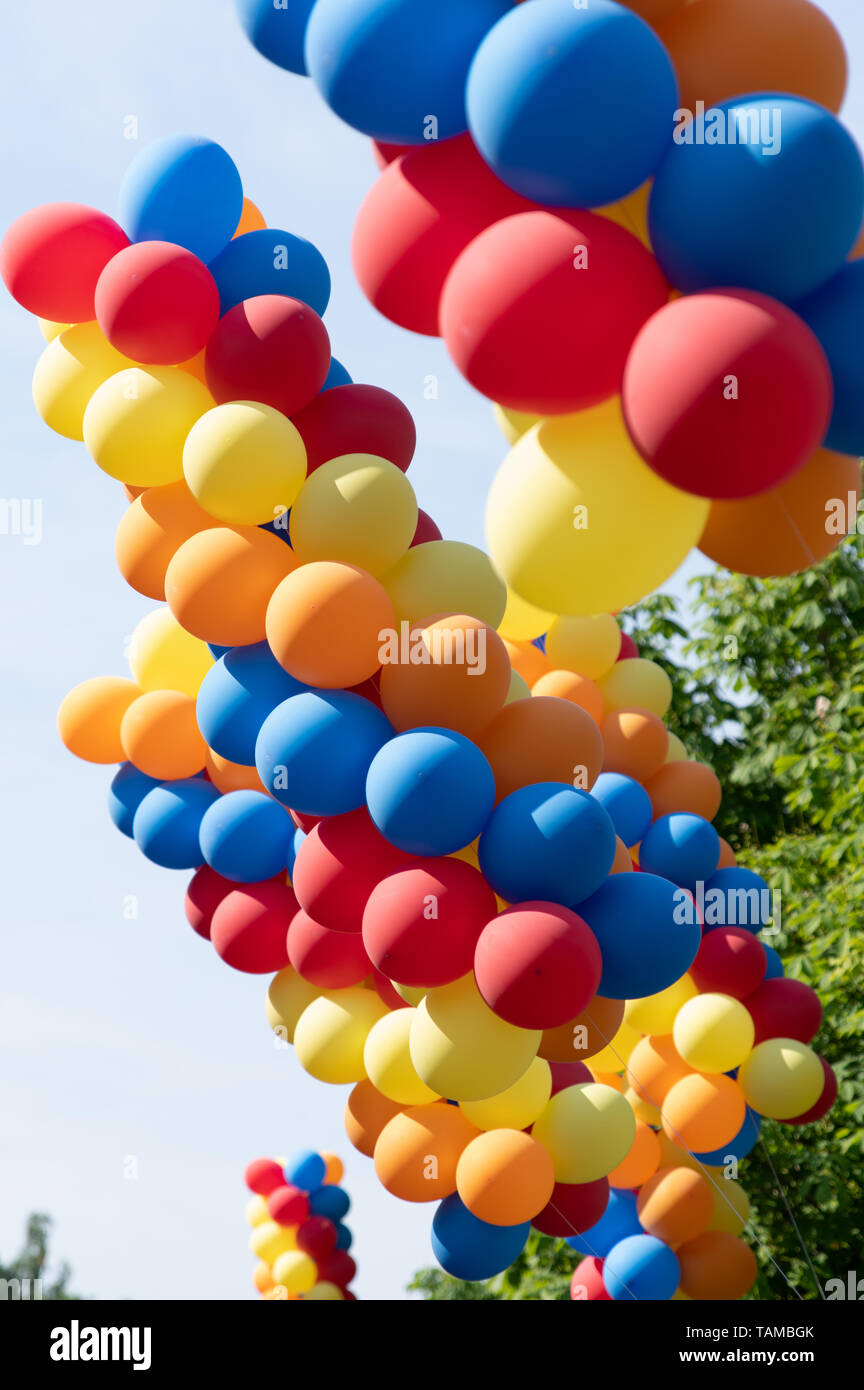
0, 1213, 80, 1300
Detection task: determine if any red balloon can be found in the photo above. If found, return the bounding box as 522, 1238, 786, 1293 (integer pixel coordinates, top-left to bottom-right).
209, 879, 295, 973
184, 864, 234, 940
291, 808, 407, 934
617, 632, 639, 662
622, 290, 833, 499
296, 1216, 338, 1260
779, 1057, 836, 1126
94, 241, 220, 364
0, 202, 129, 321
371, 967, 410, 1010
571, 1255, 611, 1302
473, 902, 602, 1030
745, 976, 823, 1045
291, 383, 416, 474
362, 857, 498, 988
352, 135, 537, 336
548, 1060, 593, 1096
691, 926, 766, 1000
532, 1178, 609, 1237
315, 1250, 356, 1289
287, 909, 372, 988
371, 140, 414, 169
205, 294, 330, 417
439, 210, 668, 415
411, 509, 443, 547
290, 809, 323, 834
245, 1157, 284, 1196
268, 1184, 310, 1226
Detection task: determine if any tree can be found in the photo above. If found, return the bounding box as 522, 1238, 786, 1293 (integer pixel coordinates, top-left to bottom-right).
0, 1213, 81, 1300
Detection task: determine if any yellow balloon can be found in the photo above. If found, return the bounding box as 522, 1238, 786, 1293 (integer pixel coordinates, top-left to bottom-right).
665, 732, 687, 763
384, 540, 506, 629
737, 1038, 824, 1120
127, 607, 213, 698
532, 1082, 636, 1183
596, 181, 651, 249
391, 981, 427, 1007
290, 452, 417, 575
673, 993, 755, 1075
363, 1008, 441, 1105
183, 401, 307, 525
497, 587, 553, 643
293, 989, 389, 1085
303, 1281, 344, 1300
587, 1020, 642, 1074
709, 1177, 750, 1237
83, 366, 213, 485
624, 1085, 662, 1127
246, 1194, 270, 1227
32, 322, 133, 440
249, 1221, 297, 1264
485, 399, 709, 615
37, 317, 70, 342
272, 1250, 317, 1294
545, 613, 621, 680
505, 669, 531, 704
460, 1056, 551, 1131
493, 403, 541, 445
409, 974, 540, 1102
265, 967, 323, 1044
625, 974, 697, 1036
599, 657, 672, 717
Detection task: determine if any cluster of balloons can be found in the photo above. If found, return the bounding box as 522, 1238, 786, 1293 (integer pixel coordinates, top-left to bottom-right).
245, 1148, 357, 1299
236, 0, 863, 611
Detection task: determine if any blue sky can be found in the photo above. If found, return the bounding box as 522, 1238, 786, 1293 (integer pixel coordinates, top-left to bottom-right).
1, 0, 862, 1301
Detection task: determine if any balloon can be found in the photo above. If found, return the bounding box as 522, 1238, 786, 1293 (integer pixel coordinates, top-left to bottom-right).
545, 614, 621, 680
626, 1034, 692, 1110
196, 642, 305, 767
610, 838, 635, 876
794, 262, 864, 455
235, 0, 315, 75
115, 480, 215, 600
207, 227, 330, 317
590, 774, 653, 849
637, 1167, 713, 1247
245, 1157, 285, 1196
315, 1249, 356, 1289
209, 880, 294, 973
344, 1080, 406, 1157
183, 401, 307, 526
166, 525, 297, 646
478, 697, 604, 802
83, 366, 213, 486
290, 452, 417, 576
539, 995, 626, 1065
638, 814, 721, 890
184, 863, 234, 940
409, 973, 541, 1103
461, 1057, 551, 1134
287, 910, 371, 988
0, 202, 128, 320
374, 1103, 480, 1202
746, 978, 823, 1047
649, 97, 863, 303
291, 384, 415, 474
384, 540, 506, 629
32, 322, 133, 440
366, 727, 495, 856
532, 1177, 610, 1238
132, 777, 221, 869
502, 639, 549, 690
308, 1184, 351, 1222
662, 1073, 746, 1152
431, 1193, 529, 1281
702, 866, 772, 932
486, 401, 709, 616
108, 764, 162, 839
602, 710, 670, 785
587, 1019, 642, 1074
272, 1250, 317, 1295
456, 1129, 554, 1226
249, 1219, 297, 1264
94, 240, 219, 364
305, 0, 511, 144
473, 903, 602, 1031
608, 1121, 661, 1191
362, 857, 497, 988
532, 1083, 636, 1184
466, 0, 679, 208
478, 783, 616, 907
691, 928, 767, 1001
291, 808, 405, 934
645, 760, 722, 821
411, 510, 442, 548
531, 671, 603, 726
119, 135, 242, 263
198, 790, 293, 883
58, 676, 141, 763
567, 1187, 642, 1257
120, 690, 207, 779
578, 873, 700, 1000
266, 561, 394, 689
252, 1261, 273, 1294
603, 1234, 680, 1302
440, 210, 668, 414
293, 988, 389, 1084
268, 1185, 309, 1227
265, 965, 320, 1044
257, 690, 393, 817
598, 660, 672, 718
128, 608, 212, 699
689, 1108, 762, 1167
204, 294, 330, 417
738, 1037, 824, 1120
676, 1230, 756, 1301
624, 974, 697, 1036
233, 198, 267, 237
380, 617, 509, 740
363, 1009, 440, 1105
570, 1256, 610, 1302
780, 1057, 837, 1126
708, 1177, 750, 1238
548, 1061, 593, 1096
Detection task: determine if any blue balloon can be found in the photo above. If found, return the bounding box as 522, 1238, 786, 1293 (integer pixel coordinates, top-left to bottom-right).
531, 633, 547, 654
578, 872, 700, 999
638, 812, 720, 890
287, 827, 306, 880
132, 778, 221, 869
467, 0, 678, 207
794, 262, 864, 454
366, 727, 495, 855
305, 0, 510, 145
258, 514, 292, 545
208, 228, 330, 317
308, 1185, 351, 1221
762, 943, 785, 981
196, 641, 305, 766
478, 782, 616, 907
108, 763, 162, 838
283, 1149, 327, 1191
590, 773, 652, 849
334, 1222, 353, 1251
701, 866, 773, 933
118, 135, 243, 265
694, 1107, 762, 1166
199, 790, 295, 883
206, 644, 232, 660
431, 1194, 529, 1281
321, 356, 353, 391
257, 690, 393, 817
603, 1234, 679, 1302
235, 0, 315, 75
649, 96, 864, 303
567, 1188, 639, 1257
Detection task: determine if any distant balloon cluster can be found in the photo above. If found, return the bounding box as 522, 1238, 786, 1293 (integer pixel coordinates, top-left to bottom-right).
245, 1149, 357, 1299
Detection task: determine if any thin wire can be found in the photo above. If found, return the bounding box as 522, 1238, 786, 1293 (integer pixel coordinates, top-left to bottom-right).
756, 1135, 825, 1300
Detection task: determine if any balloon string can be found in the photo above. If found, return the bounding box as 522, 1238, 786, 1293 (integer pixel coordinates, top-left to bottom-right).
755, 1135, 825, 1300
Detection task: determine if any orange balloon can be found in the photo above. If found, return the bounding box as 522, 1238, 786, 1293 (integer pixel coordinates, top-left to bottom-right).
540, 995, 626, 1064
253, 1263, 275, 1294
177, 349, 208, 384
266, 561, 395, 689
115, 480, 216, 601
321, 1152, 344, 1185
374, 1103, 480, 1202
637, 1166, 714, 1246
662, 1073, 746, 1154
478, 696, 604, 801
645, 761, 722, 821
120, 689, 208, 779
344, 1080, 407, 1158
122, 483, 147, 501
608, 1119, 661, 1189
622, 0, 686, 25
676, 1230, 757, 1301
716, 837, 737, 870
531, 669, 604, 725
205, 747, 267, 794
501, 637, 549, 687
698, 448, 861, 578
233, 197, 267, 236
380, 615, 510, 737
602, 708, 669, 782
610, 836, 634, 875
57, 676, 141, 763
165, 525, 298, 646
591, 1071, 625, 1093
659, 0, 847, 116
626, 1034, 692, 1109
456, 1129, 555, 1226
